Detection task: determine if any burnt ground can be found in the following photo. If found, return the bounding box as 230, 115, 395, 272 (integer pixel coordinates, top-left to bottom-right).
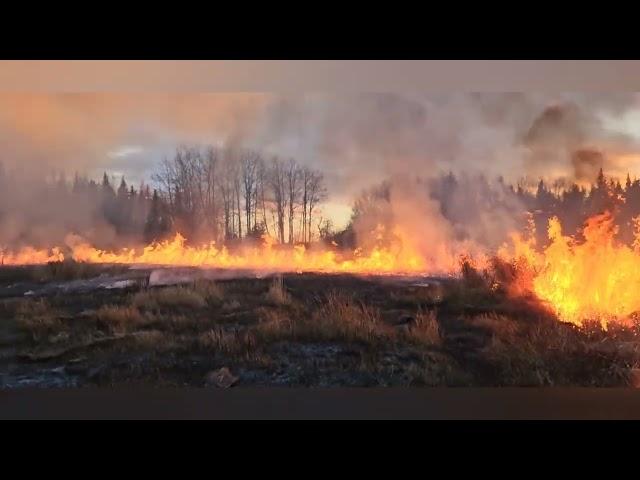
1, 262, 640, 388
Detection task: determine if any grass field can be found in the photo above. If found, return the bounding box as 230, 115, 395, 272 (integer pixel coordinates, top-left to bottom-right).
1, 262, 639, 388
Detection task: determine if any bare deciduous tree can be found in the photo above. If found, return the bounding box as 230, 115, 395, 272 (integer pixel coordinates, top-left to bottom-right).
285, 159, 302, 244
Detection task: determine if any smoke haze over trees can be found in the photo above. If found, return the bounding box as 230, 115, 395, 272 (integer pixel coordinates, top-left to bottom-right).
3, 93, 640, 255
3, 139, 640, 257
0, 144, 327, 251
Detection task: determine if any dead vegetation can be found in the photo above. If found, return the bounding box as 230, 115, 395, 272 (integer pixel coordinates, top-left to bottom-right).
265, 275, 291, 306
94, 304, 153, 334
133, 287, 207, 310
256, 290, 387, 344
14, 298, 63, 341
403, 309, 442, 346
2, 266, 640, 388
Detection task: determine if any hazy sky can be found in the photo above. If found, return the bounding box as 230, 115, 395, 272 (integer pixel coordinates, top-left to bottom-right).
2, 90, 640, 228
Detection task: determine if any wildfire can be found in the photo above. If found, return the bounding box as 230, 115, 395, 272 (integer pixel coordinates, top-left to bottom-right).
1, 226, 467, 276
0, 246, 64, 265
506, 211, 640, 327
5, 213, 640, 327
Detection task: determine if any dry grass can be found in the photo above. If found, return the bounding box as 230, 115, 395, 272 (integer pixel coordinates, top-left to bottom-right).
470, 312, 521, 340
256, 291, 385, 344
478, 315, 636, 386
8, 270, 640, 387
34, 260, 130, 283
132, 286, 207, 310
404, 309, 442, 346
14, 298, 62, 341
193, 279, 225, 303
265, 276, 291, 305
198, 327, 257, 356
95, 304, 152, 334
254, 308, 295, 341
312, 291, 383, 341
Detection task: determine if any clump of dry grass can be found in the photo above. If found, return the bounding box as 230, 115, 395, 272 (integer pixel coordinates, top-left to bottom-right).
313, 291, 382, 341
265, 276, 291, 306
404, 309, 442, 346
95, 304, 152, 334
132, 286, 207, 310
256, 291, 384, 344
198, 327, 257, 356
254, 308, 294, 341
14, 298, 62, 341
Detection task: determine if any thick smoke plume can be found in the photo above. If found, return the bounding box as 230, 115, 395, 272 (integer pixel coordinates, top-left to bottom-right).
1, 93, 640, 256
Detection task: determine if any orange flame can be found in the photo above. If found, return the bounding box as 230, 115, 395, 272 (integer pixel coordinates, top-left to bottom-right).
0, 246, 64, 265
507, 211, 640, 327
1, 225, 473, 276
5, 213, 640, 328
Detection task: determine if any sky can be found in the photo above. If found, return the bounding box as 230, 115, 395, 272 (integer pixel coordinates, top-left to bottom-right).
2, 90, 640, 230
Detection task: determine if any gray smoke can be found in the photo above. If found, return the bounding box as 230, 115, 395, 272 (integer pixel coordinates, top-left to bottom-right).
1, 92, 640, 252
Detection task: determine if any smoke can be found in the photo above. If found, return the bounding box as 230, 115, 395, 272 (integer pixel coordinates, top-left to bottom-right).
347, 172, 528, 269
0, 93, 271, 178
2, 92, 640, 253
0, 168, 122, 249
251, 93, 640, 199
519, 95, 640, 183
571, 149, 606, 182
2, 92, 638, 189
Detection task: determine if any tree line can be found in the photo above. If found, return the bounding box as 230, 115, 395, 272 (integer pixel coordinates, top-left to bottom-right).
150, 145, 327, 245
0, 145, 327, 248
3, 148, 639, 251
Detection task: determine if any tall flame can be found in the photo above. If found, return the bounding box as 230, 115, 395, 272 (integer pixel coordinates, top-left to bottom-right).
507, 211, 640, 327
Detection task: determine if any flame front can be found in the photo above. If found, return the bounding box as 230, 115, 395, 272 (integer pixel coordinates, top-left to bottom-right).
1, 226, 467, 276
6, 213, 640, 327
507, 211, 640, 327
0, 246, 64, 265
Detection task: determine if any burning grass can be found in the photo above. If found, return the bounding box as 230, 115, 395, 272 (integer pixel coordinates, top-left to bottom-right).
6, 208, 640, 330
